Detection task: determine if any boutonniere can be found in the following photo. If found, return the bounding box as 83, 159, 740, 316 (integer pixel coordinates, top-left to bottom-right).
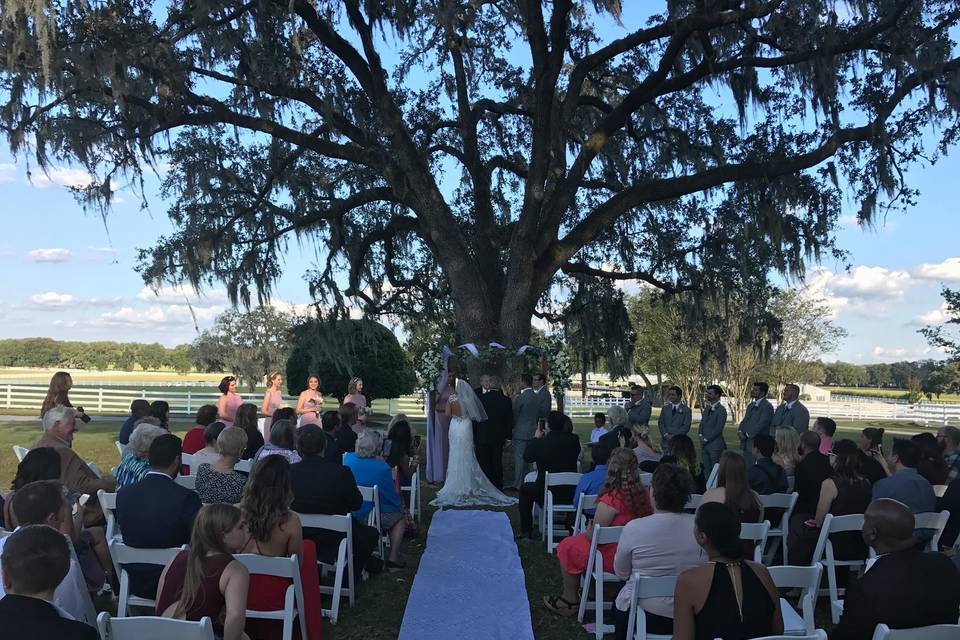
676, 407, 683, 414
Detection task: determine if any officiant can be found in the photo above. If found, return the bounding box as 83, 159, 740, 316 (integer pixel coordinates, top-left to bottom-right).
474, 374, 513, 490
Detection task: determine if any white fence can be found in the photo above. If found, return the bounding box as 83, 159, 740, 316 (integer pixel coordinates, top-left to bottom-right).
0, 383, 426, 418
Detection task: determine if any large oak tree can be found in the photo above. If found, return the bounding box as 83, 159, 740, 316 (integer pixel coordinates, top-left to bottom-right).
3, 1, 959, 360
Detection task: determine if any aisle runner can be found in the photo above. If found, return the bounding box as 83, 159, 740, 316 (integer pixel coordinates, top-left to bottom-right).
398, 509, 534, 640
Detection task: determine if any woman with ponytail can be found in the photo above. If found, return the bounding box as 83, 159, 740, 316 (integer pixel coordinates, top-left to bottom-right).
673, 502, 782, 640
155, 504, 249, 640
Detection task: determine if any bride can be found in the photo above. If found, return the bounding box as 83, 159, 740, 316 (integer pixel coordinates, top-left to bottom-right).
431, 378, 517, 507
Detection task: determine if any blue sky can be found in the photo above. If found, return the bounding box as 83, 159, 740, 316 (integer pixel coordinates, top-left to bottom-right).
0, 7, 957, 364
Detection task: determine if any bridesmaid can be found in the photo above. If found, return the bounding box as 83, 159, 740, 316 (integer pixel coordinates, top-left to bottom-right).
217, 376, 244, 427
260, 371, 286, 436
427, 371, 455, 483
343, 377, 367, 423
295, 375, 324, 428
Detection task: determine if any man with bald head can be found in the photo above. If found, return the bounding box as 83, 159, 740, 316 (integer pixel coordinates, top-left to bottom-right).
832, 499, 960, 639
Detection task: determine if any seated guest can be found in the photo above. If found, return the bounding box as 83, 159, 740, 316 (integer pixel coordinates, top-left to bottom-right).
116, 434, 202, 599
813, 417, 836, 454
832, 499, 960, 640
939, 425, 960, 483
196, 421, 228, 458
517, 410, 581, 541
673, 502, 783, 640
543, 448, 653, 616
181, 405, 219, 455
913, 432, 949, 486
793, 431, 832, 518
857, 427, 889, 485
291, 425, 383, 576
149, 400, 171, 430
32, 406, 116, 521
239, 457, 322, 640
320, 410, 342, 463
872, 438, 937, 514
612, 464, 705, 639
344, 430, 406, 569
0, 525, 98, 639
0, 481, 93, 624
254, 419, 302, 465
195, 427, 249, 505
116, 421, 167, 488
788, 439, 871, 565
702, 451, 764, 525
573, 444, 611, 518
4, 447, 67, 528
155, 504, 249, 640
590, 412, 608, 443
633, 426, 663, 469
118, 399, 151, 446
234, 403, 265, 460
669, 434, 706, 494
336, 402, 361, 454
386, 416, 417, 488
773, 428, 801, 491
938, 475, 960, 548
748, 434, 789, 495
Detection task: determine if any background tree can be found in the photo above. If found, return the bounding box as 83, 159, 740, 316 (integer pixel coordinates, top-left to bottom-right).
3, 2, 959, 379
921, 287, 960, 360
762, 290, 846, 390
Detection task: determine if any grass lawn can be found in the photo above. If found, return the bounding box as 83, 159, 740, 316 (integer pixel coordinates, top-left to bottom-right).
0, 412, 938, 638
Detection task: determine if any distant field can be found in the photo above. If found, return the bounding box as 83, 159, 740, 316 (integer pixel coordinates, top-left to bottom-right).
830, 386, 960, 404
0, 367, 229, 385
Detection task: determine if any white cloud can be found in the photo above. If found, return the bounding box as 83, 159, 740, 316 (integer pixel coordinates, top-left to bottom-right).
28, 248, 72, 263
838, 215, 859, 228
912, 303, 952, 326
829, 265, 912, 299
97, 304, 222, 328
870, 345, 944, 362
30, 292, 75, 307
0, 163, 15, 184
28, 167, 96, 189
912, 258, 960, 283
136, 285, 229, 307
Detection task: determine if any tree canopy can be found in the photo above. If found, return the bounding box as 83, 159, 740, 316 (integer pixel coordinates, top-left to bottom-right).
3, 1, 960, 352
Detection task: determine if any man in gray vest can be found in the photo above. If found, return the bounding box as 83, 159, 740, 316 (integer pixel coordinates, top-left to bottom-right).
738, 381, 774, 464
511, 373, 545, 490
771, 383, 810, 432
657, 385, 691, 455
626, 384, 652, 428
698, 384, 727, 474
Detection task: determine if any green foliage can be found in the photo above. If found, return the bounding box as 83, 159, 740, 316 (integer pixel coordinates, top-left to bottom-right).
0, 338, 192, 372
921, 287, 960, 360
286, 319, 416, 402
762, 290, 846, 388
562, 277, 635, 382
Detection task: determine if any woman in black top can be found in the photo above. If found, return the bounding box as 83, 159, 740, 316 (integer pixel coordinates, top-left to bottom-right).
858, 427, 890, 484
673, 502, 782, 640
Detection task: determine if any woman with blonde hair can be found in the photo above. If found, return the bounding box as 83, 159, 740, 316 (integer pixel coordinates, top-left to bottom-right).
773, 428, 801, 490
40, 371, 89, 423
155, 504, 250, 640
116, 421, 167, 487
260, 371, 286, 435
344, 377, 368, 422
544, 447, 654, 615
195, 427, 249, 505
295, 375, 323, 428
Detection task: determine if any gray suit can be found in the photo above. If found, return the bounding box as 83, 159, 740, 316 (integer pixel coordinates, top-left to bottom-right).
535, 387, 552, 419
738, 399, 774, 464
512, 389, 546, 489
698, 402, 728, 473
771, 401, 810, 433
627, 400, 652, 428
657, 403, 692, 454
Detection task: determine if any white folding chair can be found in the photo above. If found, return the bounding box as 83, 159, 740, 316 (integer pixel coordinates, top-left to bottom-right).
933, 484, 948, 498
297, 513, 355, 623
811, 513, 868, 624
110, 540, 184, 615
87, 461, 103, 478
98, 489, 120, 542
576, 525, 625, 639
97, 613, 216, 640
542, 471, 581, 552
174, 474, 197, 491
358, 485, 386, 558
399, 468, 420, 522
741, 520, 771, 564
116, 441, 128, 459
685, 494, 702, 510
914, 511, 950, 551
181, 451, 218, 472
235, 554, 308, 640
761, 492, 799, 564
626, 573, 677, 640
753, 633, 827, 640
768, 564, 822, 636
572, 494, 599, 536
12, 445, 28, 462
705, 462, 720, 489
235, 457, 253, 473
639, 472, 653, 487
871, 624, 960, 640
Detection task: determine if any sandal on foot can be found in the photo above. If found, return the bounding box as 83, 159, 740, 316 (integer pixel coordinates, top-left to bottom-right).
543, 595, 578, 616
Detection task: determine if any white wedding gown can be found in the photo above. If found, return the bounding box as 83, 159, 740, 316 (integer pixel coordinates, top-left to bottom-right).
431, 401, 517, 508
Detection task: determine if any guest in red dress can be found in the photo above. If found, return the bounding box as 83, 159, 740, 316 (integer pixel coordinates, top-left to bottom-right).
182, 405, 219, 455
240, 456, 322, 640
543, 447, 654, 616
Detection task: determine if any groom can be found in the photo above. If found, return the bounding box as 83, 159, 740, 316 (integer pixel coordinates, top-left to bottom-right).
474, 374, 513, 490
511, 373, 552, 491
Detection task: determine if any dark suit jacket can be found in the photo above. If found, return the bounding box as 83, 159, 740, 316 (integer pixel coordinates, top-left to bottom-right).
939, 477, 960, 548
115, 472, 202, 598
321, 431, 341, 463
524, 430, 581, 502
475, 388, 513, 445
0, 594, 98, 640
290, 456, 363, 516
748, 457, 789, 495
832, 549, 960, 640
335, 425, 359, 454
793, 451, 832, 515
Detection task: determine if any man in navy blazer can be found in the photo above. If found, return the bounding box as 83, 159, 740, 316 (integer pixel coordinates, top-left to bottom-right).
116, 433, 201, 599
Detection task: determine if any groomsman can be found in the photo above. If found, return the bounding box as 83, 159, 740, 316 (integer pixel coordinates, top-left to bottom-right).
771, 383, 810, 432
698, 384, 727, 473
657, 385, 691, 454
626, 384, 652, 428
511, 374, 542, 490
532, 372, 552, 419
738, 382, 774, 464
474, 375, 513, 489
